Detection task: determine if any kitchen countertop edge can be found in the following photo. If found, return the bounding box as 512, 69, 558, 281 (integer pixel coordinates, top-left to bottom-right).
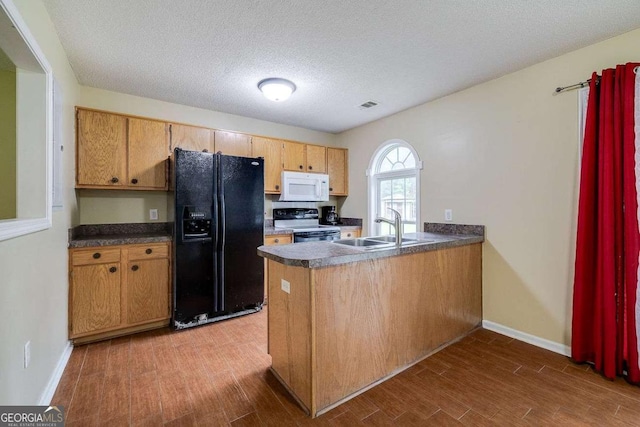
69, 234, 172, 248
257, 232, 483, 268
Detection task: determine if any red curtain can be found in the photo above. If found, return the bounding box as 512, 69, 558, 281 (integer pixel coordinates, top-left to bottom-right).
572, 62, 640, 383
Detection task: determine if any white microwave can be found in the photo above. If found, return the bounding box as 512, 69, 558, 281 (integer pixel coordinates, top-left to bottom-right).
279, 171, 329, 202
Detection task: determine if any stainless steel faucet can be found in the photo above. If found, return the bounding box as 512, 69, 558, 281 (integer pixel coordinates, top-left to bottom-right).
375, 208, 402, 245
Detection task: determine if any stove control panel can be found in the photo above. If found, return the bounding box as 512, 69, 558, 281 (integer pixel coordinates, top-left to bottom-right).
273, 208, 319, 220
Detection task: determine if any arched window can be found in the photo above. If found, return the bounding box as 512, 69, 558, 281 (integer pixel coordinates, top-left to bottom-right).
368, 140, 422, 236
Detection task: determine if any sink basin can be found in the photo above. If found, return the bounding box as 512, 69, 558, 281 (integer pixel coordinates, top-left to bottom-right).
367, 236, 418, 244
333, 236, 436, 250
333, 238, 392, 248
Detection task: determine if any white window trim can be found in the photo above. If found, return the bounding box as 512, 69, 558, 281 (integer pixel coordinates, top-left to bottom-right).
367, 139, 423, 236
0, 0, 53, 241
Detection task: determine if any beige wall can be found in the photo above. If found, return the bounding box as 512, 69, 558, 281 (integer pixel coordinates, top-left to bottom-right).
0, 68, 16, 219
338, 28, 640, 347
77, 86, 338, 224
0, 0, 78, 404
16, 68, 47, 218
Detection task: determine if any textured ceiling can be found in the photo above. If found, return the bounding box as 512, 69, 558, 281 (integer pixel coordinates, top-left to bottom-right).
44, 0, 640, 133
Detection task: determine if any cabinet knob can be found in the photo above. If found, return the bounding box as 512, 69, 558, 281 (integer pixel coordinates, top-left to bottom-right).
93, 252, 101, 259
299, 165, 303, 170
274, 238, 280, 243
275, 185, 280, 190
308, 165, 313, 170
329, 187, 333, 191
203, 149, 208, 153
111, 177, 119, 183
131, 265, 139, 271
109, 266, 117, 273
347, 233, 352, 237
145, 248, 152, 254
131, 178, 138, 184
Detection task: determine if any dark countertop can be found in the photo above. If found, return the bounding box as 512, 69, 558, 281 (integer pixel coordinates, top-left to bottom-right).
258, 229, 484, 268
259, 222, 484, 268
68, 223, 173, 248
69, 218, 366, 247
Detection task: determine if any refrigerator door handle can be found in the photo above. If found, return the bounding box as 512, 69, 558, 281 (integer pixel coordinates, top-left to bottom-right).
212, 155, 220, 313
218, 156, 226, 313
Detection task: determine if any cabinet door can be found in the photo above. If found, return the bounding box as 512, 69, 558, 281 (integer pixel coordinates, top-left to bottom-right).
77, 110, 127, 187
327, 147, 348, 196
127, 258, 170, 324
71, 262, 121, 336
170, 123, 214, 153
283, 141, 306, 171
214, 130, 252, 157
252, 136, 283, 193
306, 145, 327, 173
128, 118, 168, 189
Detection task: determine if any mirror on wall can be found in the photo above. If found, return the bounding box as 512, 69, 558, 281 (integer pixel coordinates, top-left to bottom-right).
0, 0, 53, 241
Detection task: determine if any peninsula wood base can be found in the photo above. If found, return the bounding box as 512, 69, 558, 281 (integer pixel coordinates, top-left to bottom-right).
267, 243, 482, 417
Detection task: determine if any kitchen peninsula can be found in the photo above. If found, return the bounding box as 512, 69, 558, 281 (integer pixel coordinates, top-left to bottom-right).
257, 224, 484, 417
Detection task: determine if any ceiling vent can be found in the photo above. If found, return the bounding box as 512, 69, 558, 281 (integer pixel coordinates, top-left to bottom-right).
359, 100, 379, 109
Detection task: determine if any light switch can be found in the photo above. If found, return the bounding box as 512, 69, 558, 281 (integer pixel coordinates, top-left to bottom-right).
281, 279, 291, 294
149, 209, 158, 221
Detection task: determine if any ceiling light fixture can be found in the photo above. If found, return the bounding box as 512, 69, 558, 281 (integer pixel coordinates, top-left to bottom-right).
258, 78, 296, 102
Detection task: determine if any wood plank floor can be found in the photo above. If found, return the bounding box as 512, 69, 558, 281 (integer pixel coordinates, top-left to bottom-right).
52, 308, 640, 426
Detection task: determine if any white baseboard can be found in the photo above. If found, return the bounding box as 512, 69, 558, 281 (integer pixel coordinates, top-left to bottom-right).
482, 320, 571, 357
38, 340, 72, 405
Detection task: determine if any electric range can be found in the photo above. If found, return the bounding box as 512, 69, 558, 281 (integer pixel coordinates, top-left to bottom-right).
273, 208, 341, 242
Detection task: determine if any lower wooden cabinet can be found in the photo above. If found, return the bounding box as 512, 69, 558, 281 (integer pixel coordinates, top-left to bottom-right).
263, 233, 293, 300
126, 258, 170, 324
264, 234, 293, 245
69, 242, 171, 344
71, 261, 122, 335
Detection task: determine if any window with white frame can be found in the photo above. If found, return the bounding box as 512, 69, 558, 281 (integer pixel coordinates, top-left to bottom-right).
368, 140, 422, 236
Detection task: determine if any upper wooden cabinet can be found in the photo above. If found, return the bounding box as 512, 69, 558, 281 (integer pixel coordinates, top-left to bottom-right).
169, 123, 213, 153
76, 107, 349, 196
76, 109, 169, 190
128, 118, 169, 188
77, 110, 127, 188
252, 136, 283, 193
283, 141, 306, 171
214, 130, 252, 157
327, 147, 348, 196
283, 141, 327, 174
306, 145, 327, 173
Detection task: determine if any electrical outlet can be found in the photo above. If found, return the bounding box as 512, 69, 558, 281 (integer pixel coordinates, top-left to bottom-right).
444, 209, 453, 222
24, 341, 31, 369
281, 279, 291, 294
149, 209, 158, 221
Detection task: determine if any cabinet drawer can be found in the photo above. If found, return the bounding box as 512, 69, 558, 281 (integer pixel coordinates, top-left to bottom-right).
128, 243, 169, 260
265, 235, 292, 245
340, 229, 361, 239
72, 248, 121, 266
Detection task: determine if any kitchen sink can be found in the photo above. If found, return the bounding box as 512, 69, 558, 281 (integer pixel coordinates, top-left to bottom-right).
332, 238, 392, 248
367, 236, 418, 244
333, 235, 436, 250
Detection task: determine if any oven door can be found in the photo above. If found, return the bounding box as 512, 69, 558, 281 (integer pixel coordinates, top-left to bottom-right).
294, 230, 341, 243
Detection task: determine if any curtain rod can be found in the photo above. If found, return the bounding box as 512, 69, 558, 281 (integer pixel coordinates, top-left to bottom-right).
555, 66, 638, 94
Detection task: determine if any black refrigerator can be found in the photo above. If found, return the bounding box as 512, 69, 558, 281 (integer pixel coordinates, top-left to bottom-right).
172, 148, 265, 330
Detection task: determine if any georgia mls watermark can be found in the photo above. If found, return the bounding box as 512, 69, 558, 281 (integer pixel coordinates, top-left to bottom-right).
0, 406, 64, 427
